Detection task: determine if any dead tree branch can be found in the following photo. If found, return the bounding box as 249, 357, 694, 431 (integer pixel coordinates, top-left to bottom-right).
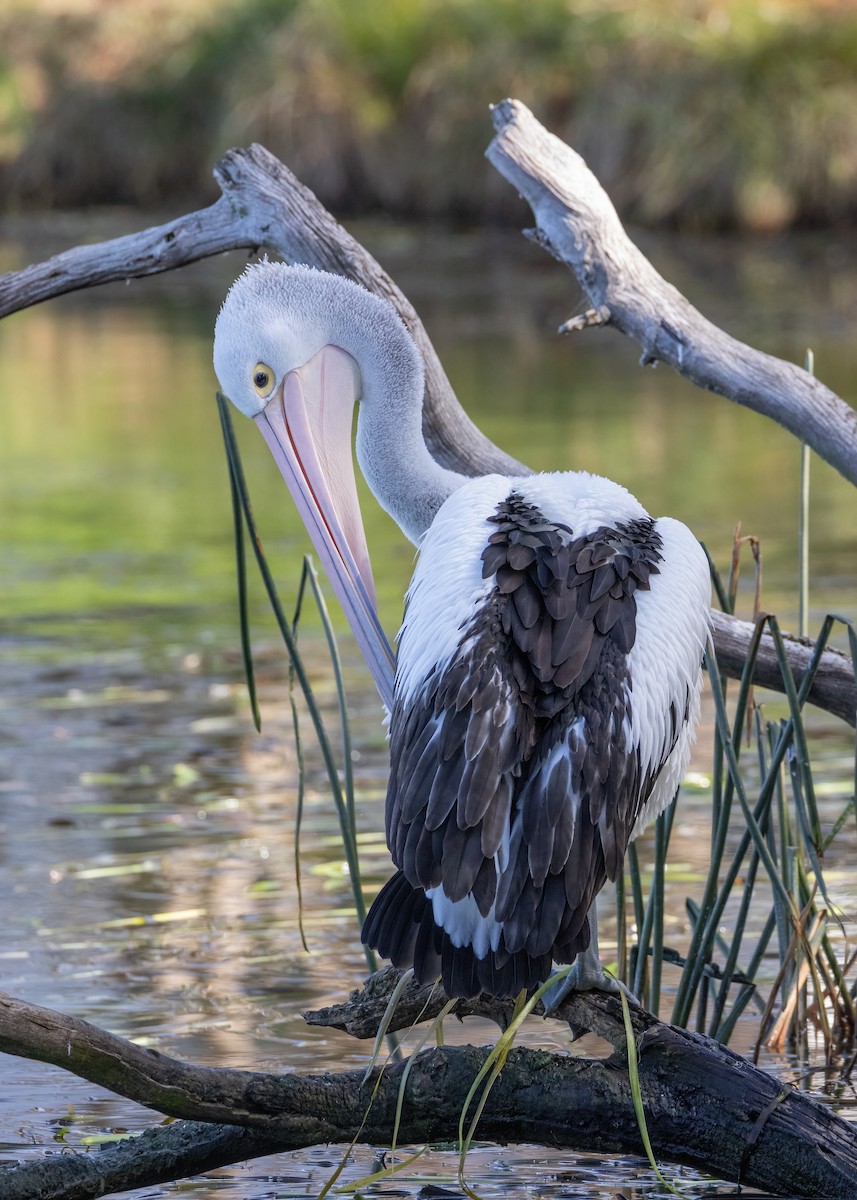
710, 610, 856, 726
0, 1122, 285, 1200
0, 138, 852, 724
3, 978, 857, 1200
0, 144, 523, 480
486, 98, 857, 489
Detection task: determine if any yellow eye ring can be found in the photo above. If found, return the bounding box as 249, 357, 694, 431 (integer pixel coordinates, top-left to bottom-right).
252, 362, 274, 396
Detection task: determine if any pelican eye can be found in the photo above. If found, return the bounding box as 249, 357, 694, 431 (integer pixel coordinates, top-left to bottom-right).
252, 363, 274, 396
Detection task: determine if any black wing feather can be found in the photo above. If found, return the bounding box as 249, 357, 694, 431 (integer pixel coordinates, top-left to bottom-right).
364, 492, 675, 999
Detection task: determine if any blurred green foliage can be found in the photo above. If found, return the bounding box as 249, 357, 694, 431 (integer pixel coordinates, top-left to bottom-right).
2, 0, 857, 228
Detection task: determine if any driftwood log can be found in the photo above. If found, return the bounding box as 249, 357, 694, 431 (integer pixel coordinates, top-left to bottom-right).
3, 972, 857, 1199
2, 101, 857, 1198
0, 108, 854, 725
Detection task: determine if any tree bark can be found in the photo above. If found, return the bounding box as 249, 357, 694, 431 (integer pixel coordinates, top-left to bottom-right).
2, 975, 857, 1199
0, 1122, 285, 1200
485, 98, 857, 490
710, 610, 856, 726
0, 140, 852, 725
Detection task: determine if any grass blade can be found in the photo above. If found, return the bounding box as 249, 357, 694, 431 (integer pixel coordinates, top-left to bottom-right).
619, 987, 688, 1197
289, 666, 310, 954
701, 541, 731, 613
390, 998, 457, 1160
626, 843, 645, 992
217, 394, 261, 732
303, 557, 357, 844
337, 1145, 427, 1192
705, 641, 799, 920
798, 349, 813, 639
216, 394, 371, 937
716, 908, 776, 1043
363, 969, 416, 1084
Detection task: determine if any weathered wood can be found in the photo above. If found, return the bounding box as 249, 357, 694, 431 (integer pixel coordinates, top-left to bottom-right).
0, 143, 852, 723
711, 609, 856, 726
305, 963, 627, 1045
0, 144, 524, 480
486, 98, 857, 490
2, 980, 857, 1199
0, 1122, 285, 1200
309, 969, 857, 1199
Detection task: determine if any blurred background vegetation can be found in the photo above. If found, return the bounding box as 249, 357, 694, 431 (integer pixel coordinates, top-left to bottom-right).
3, 0, 857, 229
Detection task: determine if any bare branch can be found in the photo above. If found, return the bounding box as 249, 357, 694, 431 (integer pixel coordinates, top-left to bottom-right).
305, 965, 631, 1047
0, 1122, 284, 1200
0, 196, 247, 315
711, 610, 856, 725
0, 139, 853, 723
486, 98, 857, 489
0, 144, 524, 479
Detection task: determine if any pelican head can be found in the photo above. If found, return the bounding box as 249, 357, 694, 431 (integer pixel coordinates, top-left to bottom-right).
213, 262, 460, 705
214, 262, 421, 418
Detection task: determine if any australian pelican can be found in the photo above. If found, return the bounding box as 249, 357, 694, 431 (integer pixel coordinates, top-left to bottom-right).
213, 262, 711, 1000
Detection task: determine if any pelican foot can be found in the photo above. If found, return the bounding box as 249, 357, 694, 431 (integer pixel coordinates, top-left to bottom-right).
541, 947, 638, 1015
541, 963, 611, 1014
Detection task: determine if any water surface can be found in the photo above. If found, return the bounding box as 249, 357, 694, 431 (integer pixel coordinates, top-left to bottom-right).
1, 214, 856, 1197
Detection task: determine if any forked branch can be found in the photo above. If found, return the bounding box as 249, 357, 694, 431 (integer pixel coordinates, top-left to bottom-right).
0, 145, 522, 479
0, 124, 853, 727
2, 978, 857, 1199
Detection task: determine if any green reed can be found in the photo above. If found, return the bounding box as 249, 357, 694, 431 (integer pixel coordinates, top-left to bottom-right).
623, 524, 857, 1055
216, 393, 378, 973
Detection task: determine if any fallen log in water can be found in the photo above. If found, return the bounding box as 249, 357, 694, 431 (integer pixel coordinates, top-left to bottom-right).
1, 973, 856, 1198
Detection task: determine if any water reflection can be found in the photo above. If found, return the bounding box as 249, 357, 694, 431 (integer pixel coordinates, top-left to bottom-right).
0, 215, 855, 1196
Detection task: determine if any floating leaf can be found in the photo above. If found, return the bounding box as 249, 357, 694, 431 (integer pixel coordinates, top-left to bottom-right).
172, 762, 200, 787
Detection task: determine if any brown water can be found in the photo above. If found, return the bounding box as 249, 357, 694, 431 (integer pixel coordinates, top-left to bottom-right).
1, 215, 856, 1197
